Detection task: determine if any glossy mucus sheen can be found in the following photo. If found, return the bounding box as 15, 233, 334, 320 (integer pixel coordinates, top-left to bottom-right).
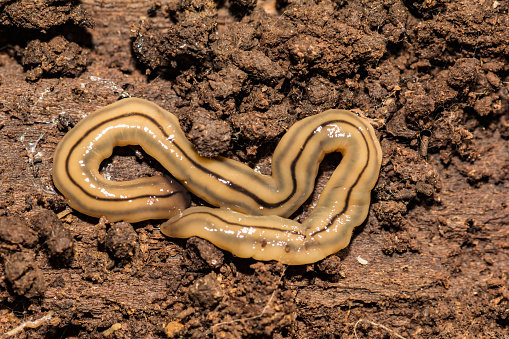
53, 97, 382, 265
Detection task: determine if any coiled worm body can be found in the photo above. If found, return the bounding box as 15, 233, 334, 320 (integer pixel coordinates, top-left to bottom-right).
53, 98, 382, 265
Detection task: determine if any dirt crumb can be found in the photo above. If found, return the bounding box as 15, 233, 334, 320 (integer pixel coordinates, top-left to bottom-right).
188, 272, 223, 308
4, 251, 45, 298
230, 0, 257, 13
0, 216, 38, 247
29, 209, 73, 261
164, 320, 185, 338
316, 255, 345, 281
447, 58, 479, 89
372, 201, 407, 230
103, 222, 138, 260
186, 107, 232, 157
232, 50, 285, 81
380, 232, 421, 255
0, 0, 93, 30
21, 36, 89, 81
187, 237, 224, 268
131, 0, 217, 70
206, 66, 247, 100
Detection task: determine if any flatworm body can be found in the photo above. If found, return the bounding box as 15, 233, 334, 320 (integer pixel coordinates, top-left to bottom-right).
53, 98, 382, 264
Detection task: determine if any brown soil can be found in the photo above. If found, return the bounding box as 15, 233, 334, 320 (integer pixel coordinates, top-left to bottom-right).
0, 0, 508, 338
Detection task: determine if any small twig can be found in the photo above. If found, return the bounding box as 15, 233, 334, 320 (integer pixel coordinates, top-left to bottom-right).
57, 208, 72, 219
101, 323, 122, 337
2, 311, 54, 338
353, 318, 407, 339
